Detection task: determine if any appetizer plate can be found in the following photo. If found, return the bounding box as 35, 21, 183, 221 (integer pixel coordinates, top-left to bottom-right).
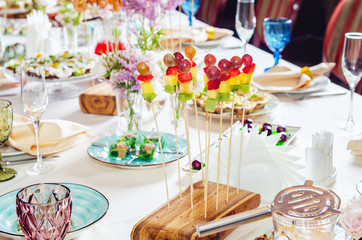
284, 76, 331, 94
188, 93, 280, 118
0, 183, 109, 240
184, 35, 233, 48
3, 66, 94, 84
88, 132, 188, 169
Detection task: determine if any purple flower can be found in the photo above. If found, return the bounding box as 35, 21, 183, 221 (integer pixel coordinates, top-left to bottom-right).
130, 82, 141, 92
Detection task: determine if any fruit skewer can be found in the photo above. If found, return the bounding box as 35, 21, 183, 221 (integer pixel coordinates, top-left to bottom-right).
163, 53, 183, 201
137, 62, 170, 208
215, 59, 232, 210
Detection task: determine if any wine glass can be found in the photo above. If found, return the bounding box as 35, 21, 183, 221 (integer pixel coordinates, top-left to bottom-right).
263, 17, 292, 71
21, 67, 54, 175
341, 32, 362, 131
0, 99, 17, 182
16, 183, 72, 240
181, 0, 201, 26
235, 0, 256, 54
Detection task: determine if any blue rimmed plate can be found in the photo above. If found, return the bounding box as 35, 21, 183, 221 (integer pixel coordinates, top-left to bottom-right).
88, 132, 188, 169
0, 183, 109, 239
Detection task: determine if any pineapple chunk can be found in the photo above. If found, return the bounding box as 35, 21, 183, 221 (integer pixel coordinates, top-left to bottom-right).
207, 89, 218, 99
219, 81, 230, 93
240, 72, 253, 84
204, 74, 209, 85
229, 76, 241, 85
141, 82, 154, 94
180, 81, 193, 94
164, 75, 178, 86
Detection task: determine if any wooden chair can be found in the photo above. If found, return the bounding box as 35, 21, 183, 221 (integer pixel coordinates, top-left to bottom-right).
252, 0, 303, 47
322, 0, 362, 93
195, 0, 228, 26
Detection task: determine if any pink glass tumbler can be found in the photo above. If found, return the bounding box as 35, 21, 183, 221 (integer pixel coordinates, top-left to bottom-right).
16, 183, 72, 240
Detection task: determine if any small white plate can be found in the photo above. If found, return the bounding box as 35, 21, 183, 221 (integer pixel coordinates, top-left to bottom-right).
285, 76, 331, 94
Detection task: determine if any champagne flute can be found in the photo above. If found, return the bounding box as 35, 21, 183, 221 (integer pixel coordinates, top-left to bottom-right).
0, 100, 17, 182
235, 0, 256, 54
21, 66, 54, 175
263, 17, 291, 71
341, 32, 362, 131
181, 0, 201, 27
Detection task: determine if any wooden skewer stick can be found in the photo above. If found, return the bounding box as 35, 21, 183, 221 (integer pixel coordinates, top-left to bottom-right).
171, 94, 182, 201
194, 98, 204, 183
204, 112, 212, 218
226, 97, 235, 201
237, 97, 247, 194
151, 104, 170, 208
178, 5, 182, 52
183, 102, 194, 209
216, 104, 224, 210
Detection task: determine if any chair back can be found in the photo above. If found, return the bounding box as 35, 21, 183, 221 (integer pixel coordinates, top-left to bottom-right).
195, 0, 228, 26
323, 0, 362, 84
253, 0, 302, 46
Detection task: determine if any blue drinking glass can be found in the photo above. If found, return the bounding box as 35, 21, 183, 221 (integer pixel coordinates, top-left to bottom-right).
263, 18, 292, 71
181, 0, 201, 26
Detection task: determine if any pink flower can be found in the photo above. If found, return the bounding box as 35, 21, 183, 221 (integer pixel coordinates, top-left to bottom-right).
339, 195, 362, 240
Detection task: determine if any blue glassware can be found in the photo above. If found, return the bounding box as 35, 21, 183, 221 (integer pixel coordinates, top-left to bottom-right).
181, 0, 201, 26
263, 18, 292, 71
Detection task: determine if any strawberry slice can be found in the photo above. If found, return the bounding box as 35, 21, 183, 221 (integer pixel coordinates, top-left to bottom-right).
207, 79, 221, 90
229, 68, 241, 77
220, 73, 231, 81
137, 74, 154, 82
242, 54, 253, 66
166, 66, 178, 75
242, 63, 255, 74
190, 59, 196, 67
178, 72, 192, 83
203, 67, 208, 73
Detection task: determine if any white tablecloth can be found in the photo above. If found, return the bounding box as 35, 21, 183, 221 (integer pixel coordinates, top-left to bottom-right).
0, 12, 361, 240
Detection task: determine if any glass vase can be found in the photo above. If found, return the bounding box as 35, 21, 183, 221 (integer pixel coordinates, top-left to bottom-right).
63, 26, 78, 52
115, 90, 142, 136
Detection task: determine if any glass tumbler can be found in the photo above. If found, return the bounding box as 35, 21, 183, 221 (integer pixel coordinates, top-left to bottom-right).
16, 183, 72, 240
0, 99, 13, 147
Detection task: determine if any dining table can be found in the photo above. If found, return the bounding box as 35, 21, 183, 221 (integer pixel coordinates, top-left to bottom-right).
0, 11, 362, 240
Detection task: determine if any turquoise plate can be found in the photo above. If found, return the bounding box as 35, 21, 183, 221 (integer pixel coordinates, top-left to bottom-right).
88, 132, 188, 168
0, 183, 109, 239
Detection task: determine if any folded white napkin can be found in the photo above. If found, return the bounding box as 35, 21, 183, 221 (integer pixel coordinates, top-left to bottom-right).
252, 63, 336, 92
26, 10, 52, 58
8, 114, 92, 155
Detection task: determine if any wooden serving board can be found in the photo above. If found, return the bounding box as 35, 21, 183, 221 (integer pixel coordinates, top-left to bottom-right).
131, 181, 261, 240
79, 82, 123, 115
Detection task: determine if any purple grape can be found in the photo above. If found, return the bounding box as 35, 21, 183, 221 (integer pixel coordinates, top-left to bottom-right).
247, 123, 254, 132
277, 125, 286, 133
279, 132, 288, 142
261, 125, 272, 136
192, 160, 201, 170
244, 118, 253, 126
263, 122, 272, 128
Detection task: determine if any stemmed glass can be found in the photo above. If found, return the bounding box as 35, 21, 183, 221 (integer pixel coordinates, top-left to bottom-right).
181, 0, 201, 26
16, 183, 72, 240
235, 0, 256, 53
21, 67, 54, 175
340, 32, 362, 131
0, 99, 17, 181
263, 17, 292, 71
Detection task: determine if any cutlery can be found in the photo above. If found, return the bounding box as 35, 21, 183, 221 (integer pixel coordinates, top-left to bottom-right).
0, 156, 59, 166
0, 93, 17, 98
285, 91, 347, 100
126, 155, 139, 165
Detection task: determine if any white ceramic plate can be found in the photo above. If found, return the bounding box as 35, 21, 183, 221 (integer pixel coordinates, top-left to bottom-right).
184, 36, 233, 48
284, 76, 331, 94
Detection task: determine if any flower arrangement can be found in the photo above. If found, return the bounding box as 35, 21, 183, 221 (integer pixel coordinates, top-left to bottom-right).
99, 47, 143, 131
339, 195, 362, 240
122, 0, 184, 52
55, 2, 83, 27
